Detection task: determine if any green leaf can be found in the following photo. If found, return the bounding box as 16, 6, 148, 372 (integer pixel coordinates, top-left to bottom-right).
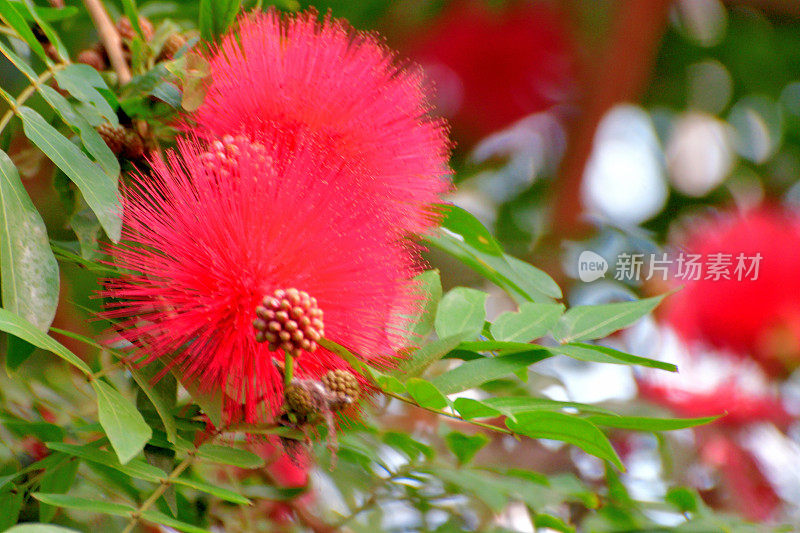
0, 489, 24, 531
551, 343, 677, 372
0, 308, 91, 374
490, 302, 564, 343
37, 85, 119, 178
31, 494, 211, 533
17, 1, 68, 62
172, 474, 251, 505
197, 443, 265, 469
120, 0, 144, 39
4, 524, 79, 533
586, 414, 718, 432
0, 149, 60, 343
395, 335, 463, 378
92, 379, 152, 464
173, 369, 223, 428
444, 431, 489, 464
409, 269, 441, 338
502, 254, 562, 300
427, 205, 557, 303
38, 457, 79, 522
18, 106, 121, 242
434, 287, 487, 340
129, 359, 178, 443
199, 0, 241, 41
554, 294, 666, 343
405, 378, 449, 410
431, 351, 550, 394
32, 492, 134, 517
454, 396, 619, 421
507, 412, 623, 469
53, 65, 117, 126
0, 1, 50, 63
47, 442, 164, 482
533, 513, 576, 533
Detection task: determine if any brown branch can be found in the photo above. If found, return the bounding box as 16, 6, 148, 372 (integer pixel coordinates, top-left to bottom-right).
550, 0, 673, 241
82, 0, 131, 85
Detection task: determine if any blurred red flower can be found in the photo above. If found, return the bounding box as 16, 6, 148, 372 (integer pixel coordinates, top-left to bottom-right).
192, 9, 451, 236
664, 206, 800, 378
102, 136, 420, 423
408, 0, 576, 145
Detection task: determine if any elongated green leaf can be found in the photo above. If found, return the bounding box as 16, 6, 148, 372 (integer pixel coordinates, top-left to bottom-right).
503, 254, 562, 300
174, 475, 251, 504
395, 335, 463, 378
92, 380, 152, 464
432, 351, 550, 394
454, 396, 619, 421
38, 86, 119, 178
31, 494, 211, 533
0, 150, 59, 337
406, 378, 449, 409
427, 205, 557, 303
554, 294, 666, 343
47, 442, 164, 482
120, 0, 143, 39
17, 1, 68, 62
38, 456, 79, 522
490, 302, 564, 343
409, 269, 441, 338
173, 368, 223, 428
32, 493, 134, 516
4, 524, 79, 533
0, 1, 50, 63
199, 0, 241, 41
53, 65, 117, 125
15, 4, 79, 21
129, 359, 178, 443
551, 343, 677, 372
0, 38, 38, 79
197, 443, 264, 469
0, 489, 24, 530
506, 412, 623, 469
18, 106, 121, 241
586, 414, 718, 432
434, 287, 487, 340
0, 308, 90, 373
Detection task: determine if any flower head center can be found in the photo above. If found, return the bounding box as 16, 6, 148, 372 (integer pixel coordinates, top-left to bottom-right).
253, 288, 324, 356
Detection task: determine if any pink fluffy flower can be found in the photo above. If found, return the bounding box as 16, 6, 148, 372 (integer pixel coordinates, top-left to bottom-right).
191, 9, 451, 236
102, 136, 420, 423
664, 206, 800, 378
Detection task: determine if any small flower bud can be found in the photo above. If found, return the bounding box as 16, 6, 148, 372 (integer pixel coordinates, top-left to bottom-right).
321, 369, 360, 410
254, 288, 324, 357
96, 123, 126, 155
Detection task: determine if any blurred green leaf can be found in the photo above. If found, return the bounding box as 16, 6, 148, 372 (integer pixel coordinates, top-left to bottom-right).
0, 489, 24, 531
18, 106, 121, 241
506, 412, 623, 470
552, 343, 677, 372
199, 0, 241, 41
454, 396, 619, 421
554, 294, 666, 343
406, 377, 449, 410
0, 308, 91, 374
38, 457, 79, 522
444, 431, 489, 465
395, 335, 463, 378
4, 525, 80, 533
197, 444, 264, 469
0, 149, 60, 346
409, 269, 441, 338
129, 359, 178, 443
586, 414, 718, 431
434, 287, 487, 340
92, 379, 152, 464
533, 513, 575, 533
432, 351, 550, 394
490, 302, 564, 342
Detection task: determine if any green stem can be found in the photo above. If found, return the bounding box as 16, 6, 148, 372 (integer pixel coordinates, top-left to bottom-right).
284, 351, 294, 387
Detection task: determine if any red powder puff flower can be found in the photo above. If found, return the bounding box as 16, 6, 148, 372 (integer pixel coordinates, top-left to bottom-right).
663, 206, 800, 378
102, 136, 421, 423
408, 0, 576, 145
191, 9, 451, 236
